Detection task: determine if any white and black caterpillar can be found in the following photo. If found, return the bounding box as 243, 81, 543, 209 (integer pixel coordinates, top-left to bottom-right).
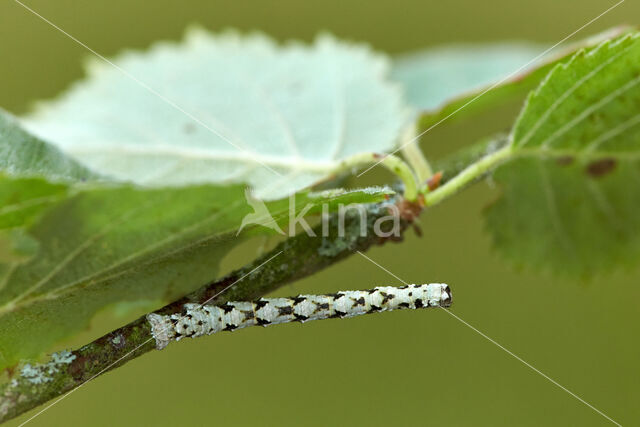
147, 284, 452, 350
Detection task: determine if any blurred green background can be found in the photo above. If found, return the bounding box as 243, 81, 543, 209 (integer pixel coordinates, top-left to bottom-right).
2, 0, 639, 425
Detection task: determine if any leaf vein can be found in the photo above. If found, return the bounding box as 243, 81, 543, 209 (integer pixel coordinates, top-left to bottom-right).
18, 171, 303, 306
0, 195, 63, 217
541, 74, 640, 149
585, 113, 640, 153
63, 143, 335, 172
518, 43, 632, 148
5, 199, 156, 307
537, 163, 576, 256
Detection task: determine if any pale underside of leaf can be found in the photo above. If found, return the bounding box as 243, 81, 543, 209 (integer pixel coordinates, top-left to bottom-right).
22, 29, 409, 199
392, 43, 543, 110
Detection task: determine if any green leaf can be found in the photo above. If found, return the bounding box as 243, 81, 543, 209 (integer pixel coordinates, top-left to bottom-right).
0, 111, 98, 263
0, 110, 392, 369
0, 111, 102, 263
22, 29, 409, 199
485, 33, 640, 276
392, 27, 632, 130
0, 109, 97, 182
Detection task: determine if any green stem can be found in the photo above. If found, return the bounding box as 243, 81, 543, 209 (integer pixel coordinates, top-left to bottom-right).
399, 124, 434, 183
335, 152, 419, 201
424, 143, 513, 206
401, 141, 433, 184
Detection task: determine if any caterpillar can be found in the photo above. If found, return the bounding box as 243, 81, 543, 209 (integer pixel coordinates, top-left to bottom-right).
147, 283, 452, 350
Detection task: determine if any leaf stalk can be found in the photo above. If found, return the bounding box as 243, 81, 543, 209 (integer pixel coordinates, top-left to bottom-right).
335, 152, 419, 201
423, 143, 513, 206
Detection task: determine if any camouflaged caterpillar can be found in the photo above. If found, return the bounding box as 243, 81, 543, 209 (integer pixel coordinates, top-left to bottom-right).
147, 283, 452, 350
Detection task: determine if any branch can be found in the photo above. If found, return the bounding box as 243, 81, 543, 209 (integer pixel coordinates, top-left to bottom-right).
0, 197, 415, 423
0, 133, 510, 422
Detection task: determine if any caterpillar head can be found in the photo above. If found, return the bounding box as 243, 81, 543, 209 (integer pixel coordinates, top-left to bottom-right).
428, 283, 452, 307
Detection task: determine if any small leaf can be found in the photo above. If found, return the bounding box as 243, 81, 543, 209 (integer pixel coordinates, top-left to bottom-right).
392, 43, 542, 110
22, 29, 409, 199
486, 33, 640, 276
392, 27, 632, 130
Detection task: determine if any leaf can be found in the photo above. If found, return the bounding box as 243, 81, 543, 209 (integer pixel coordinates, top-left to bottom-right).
392, 27, 632, 130
0, 110, 102, 264
0, 109, 98, 183
485, 33, 640, 276
22, 29, 409, 199
392, 43, 542, 111
0, 111, 99, 263
0, 111, 392, 369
